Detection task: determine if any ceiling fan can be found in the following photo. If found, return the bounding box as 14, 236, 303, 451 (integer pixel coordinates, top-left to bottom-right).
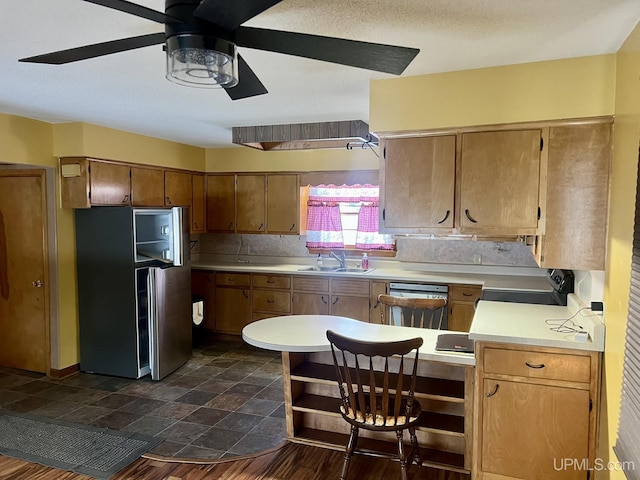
19, 0, 420, 100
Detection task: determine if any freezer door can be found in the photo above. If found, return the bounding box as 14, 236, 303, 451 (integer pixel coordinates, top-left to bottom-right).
148, 265, 192, 380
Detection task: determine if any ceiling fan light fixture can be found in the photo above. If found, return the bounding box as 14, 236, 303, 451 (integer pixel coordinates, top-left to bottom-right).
165, 35, 238, 89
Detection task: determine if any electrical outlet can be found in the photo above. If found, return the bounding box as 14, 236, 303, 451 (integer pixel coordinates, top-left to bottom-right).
473, 254, 482, 264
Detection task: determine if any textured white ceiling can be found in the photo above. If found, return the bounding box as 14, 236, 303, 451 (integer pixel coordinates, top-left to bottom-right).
1, 0, 639, 148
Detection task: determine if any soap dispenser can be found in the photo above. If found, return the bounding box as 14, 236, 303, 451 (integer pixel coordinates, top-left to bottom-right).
317, 254, 323, 267
361, 252, 369, 270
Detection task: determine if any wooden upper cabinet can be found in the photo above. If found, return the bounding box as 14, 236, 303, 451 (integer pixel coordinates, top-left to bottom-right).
380, 135, 456, 233
267, 174, 299, 234
459, 129, 541, 234
538, 122, 611, 270
191, 173, 206, 233
130, 166, 164, 207
60, 157, 91, 208
89, 161, 131, 206
206, 174, 236, 232
237, 175, 266, 233
165, 170, 192, 207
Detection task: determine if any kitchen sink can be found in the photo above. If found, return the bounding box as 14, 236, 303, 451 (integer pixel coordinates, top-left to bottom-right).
297, 266, 375, 274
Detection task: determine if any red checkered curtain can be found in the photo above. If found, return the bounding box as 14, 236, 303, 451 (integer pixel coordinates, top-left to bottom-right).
306, 201, 344, 248
355, 202, 395, 250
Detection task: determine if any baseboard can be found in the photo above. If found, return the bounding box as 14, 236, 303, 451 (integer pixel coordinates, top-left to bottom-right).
49, 363, 80, 379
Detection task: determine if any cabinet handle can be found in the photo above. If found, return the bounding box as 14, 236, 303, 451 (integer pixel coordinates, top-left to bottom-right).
437, 210, 450, 224
464, 209, 478, 223
166, 196, 172, 205
525, 362, 545, 369
463, 292, 473, 297
228, 222, 233, 229
194, 222, 199, 229
332, 297, 339, 305
227, 277, 235, 282
486, 384, 500, 397
267, 299, 275, 304
242, 290, 249, 298
321, 296, 328, 304
122, 194, 129, 204
258, 223, 264, 231
267, 278, 275, 284
289, 223, 295, 231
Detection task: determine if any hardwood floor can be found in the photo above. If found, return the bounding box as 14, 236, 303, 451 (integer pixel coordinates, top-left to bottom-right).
0, 441, 470, 479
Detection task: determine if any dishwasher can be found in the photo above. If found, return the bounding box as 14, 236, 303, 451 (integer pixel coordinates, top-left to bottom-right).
388, 282, 449, 329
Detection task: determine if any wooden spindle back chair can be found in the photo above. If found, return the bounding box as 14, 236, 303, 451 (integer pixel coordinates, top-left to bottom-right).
326, 329, 424, 480
377, 294, 447, 329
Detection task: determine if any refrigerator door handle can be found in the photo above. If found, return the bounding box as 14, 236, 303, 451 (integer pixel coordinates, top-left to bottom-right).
147, 268, 159, 379
172, 207, 184, 266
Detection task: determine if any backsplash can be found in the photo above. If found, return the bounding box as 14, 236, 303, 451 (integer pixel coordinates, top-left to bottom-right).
194, 233, 539, 267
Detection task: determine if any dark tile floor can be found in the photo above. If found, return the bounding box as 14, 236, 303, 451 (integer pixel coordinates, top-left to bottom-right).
0, 337, 286, 460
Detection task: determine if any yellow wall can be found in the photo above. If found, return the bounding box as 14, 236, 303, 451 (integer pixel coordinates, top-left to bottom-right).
53, 123, 205, 171
370, 55, 617, 133
205, 144, 378, 172
603, 21, 640, 478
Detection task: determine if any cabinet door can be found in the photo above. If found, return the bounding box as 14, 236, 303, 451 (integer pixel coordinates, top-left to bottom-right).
165, 170, 192, 206
267, 174, 299, 234
380, 135, 456, 233
292, 292, 329, 315
448, 303, 475, 332
459, 129, 541, 234
541, 123, 611, 270
191, 173, 206, 233
206, 174, 236, 232
237, 175, 266, 233
215, 287, 251, 334
89, 161, 131, 205
331, 295, 370, 322
481, 379, 590, 480
131, 167, 164, 207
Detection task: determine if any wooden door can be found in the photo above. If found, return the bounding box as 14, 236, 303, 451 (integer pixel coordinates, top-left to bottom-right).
331, 295, 370, 322
481, 379, 590, 479
165, 170, 192, 206
292, 292, 329, 315
459, 129, 541, 234
267, 174, 299, 234
237, 175, 266, 233
0, 170, 49, 373
206, 174, 236, 232
381, 135, 456, 232
89, 161, 130, 205
131, 166, 164, 206
191, 173, 206, 233
214, 287, 250, 334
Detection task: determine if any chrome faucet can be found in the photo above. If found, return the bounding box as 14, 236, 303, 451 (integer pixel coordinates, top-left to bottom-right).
330, 251, 346, 268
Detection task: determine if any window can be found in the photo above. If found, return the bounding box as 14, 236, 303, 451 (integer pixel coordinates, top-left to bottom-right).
303, 184, 394, 251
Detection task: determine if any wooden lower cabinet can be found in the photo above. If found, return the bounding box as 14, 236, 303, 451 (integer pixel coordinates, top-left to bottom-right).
474, 342, 601, 480
292, 276, 370, 322
283, 351, 474, 474
214, 273, 251, 335
448, 285, 481, 332
251, 274, 291, 322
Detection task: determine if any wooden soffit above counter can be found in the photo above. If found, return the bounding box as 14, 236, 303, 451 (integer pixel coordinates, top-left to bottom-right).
232, 120, 377, 151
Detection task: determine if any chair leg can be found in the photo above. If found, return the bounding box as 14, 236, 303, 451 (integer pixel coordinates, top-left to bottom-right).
396, 430, 408, 480
340, 425, 359, 480
409, 426, 421, 466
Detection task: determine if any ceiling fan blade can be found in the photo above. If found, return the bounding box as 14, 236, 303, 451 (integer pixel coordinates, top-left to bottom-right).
195, 0, 282, 31
83, 0, 174, 23
225, 54, 268, 100
19, 33, 165, 65
234, 27, 419, 75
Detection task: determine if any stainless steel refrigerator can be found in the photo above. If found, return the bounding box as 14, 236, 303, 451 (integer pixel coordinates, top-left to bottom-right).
75, 206, 191, 380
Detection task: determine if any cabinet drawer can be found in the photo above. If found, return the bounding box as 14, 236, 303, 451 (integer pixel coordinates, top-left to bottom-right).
253, 274, 291, 289
293, 276, 329, 293
449, 285, 481, 301
483, 347, 591, 383
331, 279, 370, 296
252, 290, 291, 313
216, 272, 251, 287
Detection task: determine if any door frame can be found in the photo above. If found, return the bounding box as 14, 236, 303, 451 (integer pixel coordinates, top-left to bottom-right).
0, 167, 51, 374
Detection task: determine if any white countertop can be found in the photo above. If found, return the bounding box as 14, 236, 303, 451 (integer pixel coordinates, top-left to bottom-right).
191, 260, 552, 292
470, 296, 605, 352
242, 315, 475, 366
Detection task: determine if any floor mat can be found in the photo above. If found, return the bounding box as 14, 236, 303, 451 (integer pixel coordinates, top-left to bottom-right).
0, 411, 163, 479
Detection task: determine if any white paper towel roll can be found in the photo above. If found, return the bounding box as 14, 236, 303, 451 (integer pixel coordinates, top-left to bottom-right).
192, 300, 204, 326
